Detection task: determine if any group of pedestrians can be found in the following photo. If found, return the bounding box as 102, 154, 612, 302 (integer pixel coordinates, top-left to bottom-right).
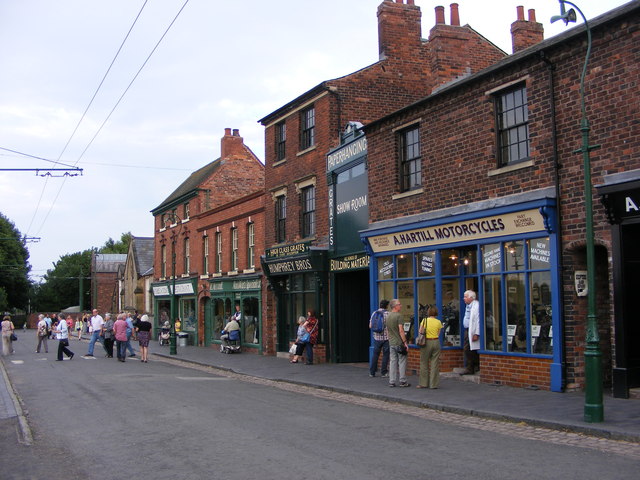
368, 290, 480, 389
29, 308, 152, 363
289, 310, 319, 365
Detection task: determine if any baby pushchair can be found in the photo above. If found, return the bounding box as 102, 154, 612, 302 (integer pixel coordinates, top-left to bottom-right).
159, 321, 171, 346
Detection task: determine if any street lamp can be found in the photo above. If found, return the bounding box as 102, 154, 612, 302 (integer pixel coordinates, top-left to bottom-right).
551, 0, 603, 423
166, 211, 183, 355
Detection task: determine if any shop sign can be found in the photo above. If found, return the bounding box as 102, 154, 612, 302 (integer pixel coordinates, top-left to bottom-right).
232, 279, 261, 291
266, 241, 310, 260
265, 257, 313, 275
418, 252, 434, 274
327, 136, 367, 172
330, 253, 370, 272
153, 285, 170, 296
152, 282, 194, 296
368, 209, 545, 253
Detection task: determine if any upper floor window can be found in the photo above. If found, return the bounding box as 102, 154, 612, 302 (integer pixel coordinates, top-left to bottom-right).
276, 122, 286, 161
231, 228, 238, 271
203, 235, 209, 274
275, 195, 287, 243
399, 125, 421, 192
495, 84, 530, 166
161, 244, 167, 278
300, 106, 315, 150
301, 186, 316, 238
183, 238, 190, 274
215, 232, 222, 274
183, 202, 190, 220
247, 223, 255, 268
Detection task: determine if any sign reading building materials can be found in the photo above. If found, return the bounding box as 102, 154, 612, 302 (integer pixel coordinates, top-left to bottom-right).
368, 209, 546, 253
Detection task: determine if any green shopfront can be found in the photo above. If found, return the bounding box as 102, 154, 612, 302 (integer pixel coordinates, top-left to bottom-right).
206, 276, 262, 352
152, 278, 198, 345
361, 192, 564, 391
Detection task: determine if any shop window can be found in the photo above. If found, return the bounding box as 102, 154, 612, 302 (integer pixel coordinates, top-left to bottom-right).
495, 84, 530, 166
301, 185, 316, 238
275, 195, 286, 243
242, 297, 259, 344
416, 252, 435, 277
213, 298, 225, 342
398, 125, 421, 192
397, 254, 413, 278
300, 106, 315, 150
276, 122, 286, 161
179, 298, 196, 332
377, 256, 394, 280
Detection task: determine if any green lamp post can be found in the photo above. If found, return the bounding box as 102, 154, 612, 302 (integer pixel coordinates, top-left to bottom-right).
551, 0, 603, 422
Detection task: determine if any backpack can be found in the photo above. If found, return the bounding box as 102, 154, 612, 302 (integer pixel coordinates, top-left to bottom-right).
38, 323, 48, 337
371, 309, 386, 333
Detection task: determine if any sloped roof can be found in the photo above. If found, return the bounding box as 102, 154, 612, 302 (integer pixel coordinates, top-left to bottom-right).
93, 254, 127, 273
151, 158, 222, 214
132, 237, 154, 277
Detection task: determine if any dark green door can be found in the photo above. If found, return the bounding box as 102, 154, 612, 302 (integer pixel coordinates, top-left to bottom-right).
334, 270, 370, 363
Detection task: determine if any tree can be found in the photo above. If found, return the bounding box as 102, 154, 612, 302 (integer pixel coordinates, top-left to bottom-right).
32, 250, 93, 312
0, 212, 31, 312
99, 232, 132, 254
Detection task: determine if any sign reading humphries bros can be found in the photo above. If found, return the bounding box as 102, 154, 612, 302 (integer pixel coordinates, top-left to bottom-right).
368, 209, 546, 253
264, 242, 314, 275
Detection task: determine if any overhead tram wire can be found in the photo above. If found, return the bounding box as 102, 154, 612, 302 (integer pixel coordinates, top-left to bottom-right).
25, 0, 150, 237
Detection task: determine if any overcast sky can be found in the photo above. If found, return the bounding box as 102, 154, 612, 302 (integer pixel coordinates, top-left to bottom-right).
0, 0, 627, 282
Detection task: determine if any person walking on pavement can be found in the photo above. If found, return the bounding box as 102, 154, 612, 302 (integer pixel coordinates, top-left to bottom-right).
44, 314, 52, 339
113, 313, 128, 362
369, 299, 390, 378
304, 310, 319, 365
54, 315, 74, 361
124, 312, 137, 358
135, 314, 152, 363
102, 313, 115, 358
74, 316, 83, 341
1, 315, 15, 356
461, 290, 480, 375
387, 299, 410, 387
417, 306, 443, 389
290, 316, 308, 364
85, 309, 104, 357
35, 314, 49, 354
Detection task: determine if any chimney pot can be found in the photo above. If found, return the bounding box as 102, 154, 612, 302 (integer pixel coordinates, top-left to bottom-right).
407, 0, 414, 4
450, 3, 460, 26
233, 129, 240, 136
516, 5, 525, 21
435, 6, 445, 24
395, 0, 403, 3
224, 127, 231, 136
528, 9, 536, 23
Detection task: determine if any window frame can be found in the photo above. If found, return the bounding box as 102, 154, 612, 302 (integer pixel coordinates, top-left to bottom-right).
231, 227, 238, 271
203, 235, 209, 274
161, 244, 167, 278
183, 237, 190, 274
495, 83, 531, 167
301, 185, 316, 238
275, 195, 286, 243
398, 125, 421, 192
247, 222, 255, 268
215, 231, 222, 274
276, 122, 286, 161
300, 106, 315, 150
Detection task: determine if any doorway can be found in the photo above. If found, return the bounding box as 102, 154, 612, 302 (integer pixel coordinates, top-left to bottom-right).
334, 269, 370, 363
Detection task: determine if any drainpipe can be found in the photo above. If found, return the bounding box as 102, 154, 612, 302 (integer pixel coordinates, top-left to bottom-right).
540, 49, 566, 391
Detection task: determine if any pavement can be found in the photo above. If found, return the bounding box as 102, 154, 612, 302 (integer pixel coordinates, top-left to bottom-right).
2, 330, 639, 444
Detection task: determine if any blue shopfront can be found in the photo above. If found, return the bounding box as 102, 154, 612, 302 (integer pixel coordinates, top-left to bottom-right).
361, 191, 564, 391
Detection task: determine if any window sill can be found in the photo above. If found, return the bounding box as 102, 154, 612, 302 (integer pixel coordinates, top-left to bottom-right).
392, 188, 424, 200
181, 218, 189, 224
487, 159, 534, 177
159, 227, 166, 233
273, 159, 286, 167
199, 274, 209, 279
181, 274, 190, 278
243, 268, 256, 274
227, 270, 239, 276
211, 273, 222, 278
296, 145, 316, 157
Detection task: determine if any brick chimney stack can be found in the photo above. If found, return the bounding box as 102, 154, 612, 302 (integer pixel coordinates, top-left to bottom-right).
377, 0, 422, 61
511, 6, 544, 53
221, 128, 245, 158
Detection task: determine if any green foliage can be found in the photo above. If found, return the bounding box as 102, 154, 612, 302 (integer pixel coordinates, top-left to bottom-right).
0, 212, 31, 311
99, 232, 132, 254
32, 250, 93, 312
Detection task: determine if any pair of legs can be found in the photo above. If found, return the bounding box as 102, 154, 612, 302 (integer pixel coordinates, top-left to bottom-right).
57, 340, 74, 360
418, 339, 441, 388
86, 330, 103, 355
116, 340, 127, 362
103, 338, 114, 357
462, 329, 479, 374
291, 342, 306, 363
388, 345, 408, 386
36, 335, 48, 353
369, 339, 389, 376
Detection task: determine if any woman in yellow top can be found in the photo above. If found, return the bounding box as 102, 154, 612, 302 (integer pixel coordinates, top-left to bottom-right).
417, 306, 443, 389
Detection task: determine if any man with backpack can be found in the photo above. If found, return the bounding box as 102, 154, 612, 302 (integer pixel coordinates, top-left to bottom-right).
369, 299, 390, 378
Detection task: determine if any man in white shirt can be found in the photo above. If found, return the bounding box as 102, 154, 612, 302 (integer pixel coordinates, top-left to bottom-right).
461, 290, 480, 375
85, 309, 104, 357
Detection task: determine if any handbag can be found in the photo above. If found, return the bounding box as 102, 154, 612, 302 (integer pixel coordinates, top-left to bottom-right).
289, 343, 297, 355
415, 318, 427, 347
10, 332, 17, 341
300, 331, 310, 343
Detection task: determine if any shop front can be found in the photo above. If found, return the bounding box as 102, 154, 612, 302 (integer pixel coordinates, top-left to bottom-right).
598, 170, 640, 398
207, 275, 262, 352
361, 194, 563, 391
152, 278, 198, 346
261, 242, 327, 358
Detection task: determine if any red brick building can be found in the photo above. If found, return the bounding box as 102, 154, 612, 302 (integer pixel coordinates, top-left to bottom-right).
361, 2, 640, 396
258, 0, 507, 362
90, 253, 126, 315
151, 129, 264, 350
